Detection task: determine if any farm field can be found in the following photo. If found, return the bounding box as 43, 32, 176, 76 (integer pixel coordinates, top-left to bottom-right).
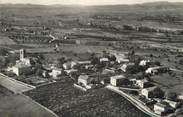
24, 77, 149, 117
151, 72, 183, 94
0, 35, 16, 45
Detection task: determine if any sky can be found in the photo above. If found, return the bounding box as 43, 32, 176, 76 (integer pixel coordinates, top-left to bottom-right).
0, 0, 182, 5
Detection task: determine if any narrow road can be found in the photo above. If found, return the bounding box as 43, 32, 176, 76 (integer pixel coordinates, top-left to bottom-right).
106, 85, 161, 117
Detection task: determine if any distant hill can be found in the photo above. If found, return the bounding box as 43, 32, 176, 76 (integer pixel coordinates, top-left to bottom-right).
1, 2, 183, 13
1, 2, 183, 27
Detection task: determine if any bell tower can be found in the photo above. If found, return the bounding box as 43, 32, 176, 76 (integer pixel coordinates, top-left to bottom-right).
20, 49, 25, 61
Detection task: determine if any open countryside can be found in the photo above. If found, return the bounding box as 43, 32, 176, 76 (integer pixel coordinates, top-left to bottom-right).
0, 1, 183, 117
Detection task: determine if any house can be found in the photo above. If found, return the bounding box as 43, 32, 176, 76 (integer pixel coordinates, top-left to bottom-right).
178, 94, 183, 100
116, 56, 129, 63
100, 58, 109, 63
12, 63, 32, 76
110, 75, 129, 86
154, 102, 173, 115
141, 86, 164, 99
78, 75, 95, 89
146, 67, 158, 75
78, 75, 90, 86
85, 65, 94, 70
139, 60, 150, 66
110, 51, 129, 63
164, 99, 181, 109
120, 63, 135, 72
136, 79, 151, 88
117, 58, 129, 64
64, 69, 78, 75
145, 66, 169, 75
77, 61, 91, 65
63, 61, 77, 70
50, 68, 62, 79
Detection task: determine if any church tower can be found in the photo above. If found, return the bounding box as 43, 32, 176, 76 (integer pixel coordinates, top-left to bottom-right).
20, 49, 25, 61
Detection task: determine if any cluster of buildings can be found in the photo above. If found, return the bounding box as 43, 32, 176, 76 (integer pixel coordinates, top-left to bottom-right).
109, 64, 182, 116
2, 48, 183, 116
110, 75, 182, 116
70, 51, 183, 116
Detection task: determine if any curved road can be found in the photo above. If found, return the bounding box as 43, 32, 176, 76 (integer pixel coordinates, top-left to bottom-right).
106, 85, 161, 117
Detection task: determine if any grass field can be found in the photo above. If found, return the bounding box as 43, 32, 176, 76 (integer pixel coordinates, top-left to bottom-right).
151, 73, 183, 94
0, 86, 57, 117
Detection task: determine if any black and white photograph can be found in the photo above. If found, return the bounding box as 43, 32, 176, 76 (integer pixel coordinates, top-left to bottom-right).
0, 0, 183, 117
